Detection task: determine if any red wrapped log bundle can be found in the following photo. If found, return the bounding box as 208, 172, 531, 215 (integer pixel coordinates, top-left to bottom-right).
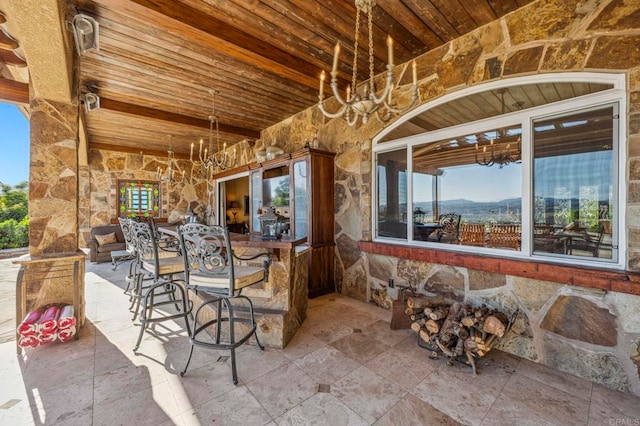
18, 335, 39, 348
17, 310, 42, 336
37, 332, 57, 346
38, 306, 60, 334
57, 305, 76, 330
57, 326, 76, 343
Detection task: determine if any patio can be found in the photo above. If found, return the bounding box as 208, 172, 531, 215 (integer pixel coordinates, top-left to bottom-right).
1, 257, 639, 425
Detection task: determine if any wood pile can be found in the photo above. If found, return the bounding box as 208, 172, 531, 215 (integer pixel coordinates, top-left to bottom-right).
405, 295, 515, 374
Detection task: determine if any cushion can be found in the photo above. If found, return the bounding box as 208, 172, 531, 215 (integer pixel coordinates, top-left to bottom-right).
97, 242, 126, 253
142, 255, 185, 276
188, 265, 265, 291
95, 232, 118, 246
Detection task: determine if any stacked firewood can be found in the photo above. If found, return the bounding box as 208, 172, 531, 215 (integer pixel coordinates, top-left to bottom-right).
405, 295, 512, 374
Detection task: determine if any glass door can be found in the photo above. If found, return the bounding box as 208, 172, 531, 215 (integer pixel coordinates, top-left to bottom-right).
293, 160, 308, 238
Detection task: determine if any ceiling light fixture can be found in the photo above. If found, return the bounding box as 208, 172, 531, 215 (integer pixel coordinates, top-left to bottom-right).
475, 88, 522, 168
191, 89, 236, 171
318, 0, 419, 126
157, 135, 184, 187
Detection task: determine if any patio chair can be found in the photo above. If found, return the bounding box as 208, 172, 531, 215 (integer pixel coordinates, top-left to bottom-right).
567, 228, 604, 257
488, 224, 521, 250
130, 221, 191, 352
177, 223, 270, 385
433, 213, 461, 243
459, 223, 486, 246
115, 217, 137, 295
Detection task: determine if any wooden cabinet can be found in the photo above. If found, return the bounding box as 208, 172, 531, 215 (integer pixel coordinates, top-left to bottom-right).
249, 148, 336, 298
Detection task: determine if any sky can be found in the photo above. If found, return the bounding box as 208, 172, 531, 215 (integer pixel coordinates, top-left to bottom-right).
0, 103, 29, 186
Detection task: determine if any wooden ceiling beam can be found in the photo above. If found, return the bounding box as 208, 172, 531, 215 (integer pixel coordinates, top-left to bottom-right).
99, 97, 261, 139
104, 0, 327, 90
0, 78, 28, 104
91, 142, 191, 159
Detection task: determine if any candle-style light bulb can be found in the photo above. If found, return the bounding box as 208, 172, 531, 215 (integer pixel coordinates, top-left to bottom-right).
199, 138, 203, 156
332, 42, 340, 74
412, 60, 417, 85
190, 142, 194, 161
387, 35, 394, 66
319, 70, 325, 99
346, 85, 351, 102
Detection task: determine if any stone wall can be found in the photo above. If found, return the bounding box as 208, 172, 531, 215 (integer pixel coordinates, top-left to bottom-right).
29, 98, 79, 255
81, 148, 210, 246
250, 0, 640, 395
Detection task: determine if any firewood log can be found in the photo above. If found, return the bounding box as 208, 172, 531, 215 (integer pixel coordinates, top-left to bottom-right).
435, 337, 455, 357
439, 302, 461, 344
410, 312, 426, 321
404, 306, 423, 316
419, 329, 432, 345
465, 348, 478, 375
406, 295, 447, 310
474, 306, 489, 319
425, 319, 440, 334
483, 315, 506, 337
423, 307, 433, 316
428, 306, 449, 321
410, 321, 422, 333
454, 336, 464, 356
461, 316, 476, 327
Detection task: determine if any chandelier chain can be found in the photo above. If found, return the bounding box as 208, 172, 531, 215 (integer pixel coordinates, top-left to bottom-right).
351, 6, 360, 93
367, 0, 374, 83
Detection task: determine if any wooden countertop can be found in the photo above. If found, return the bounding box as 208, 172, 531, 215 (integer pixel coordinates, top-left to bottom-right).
157, 225, 307, 249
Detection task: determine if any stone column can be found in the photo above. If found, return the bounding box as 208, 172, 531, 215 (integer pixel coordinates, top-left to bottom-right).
28, 99, 80, 255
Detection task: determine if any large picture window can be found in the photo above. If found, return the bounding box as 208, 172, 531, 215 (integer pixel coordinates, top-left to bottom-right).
373, 75, 623, 267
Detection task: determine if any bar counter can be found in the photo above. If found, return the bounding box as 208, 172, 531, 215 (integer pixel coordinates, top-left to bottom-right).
157, 226, 310, 348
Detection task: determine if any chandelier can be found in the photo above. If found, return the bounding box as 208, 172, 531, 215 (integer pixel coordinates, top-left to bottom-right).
318, 0, 419, 126
156, 135, 184, 186
191, 89, 237, 171
475, 89, 521, 168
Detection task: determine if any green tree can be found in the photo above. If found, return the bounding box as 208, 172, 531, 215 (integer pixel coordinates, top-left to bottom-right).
0, 181, 28, 249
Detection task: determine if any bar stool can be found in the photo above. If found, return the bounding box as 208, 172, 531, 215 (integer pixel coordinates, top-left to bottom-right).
177, 223, 269, 385
116, 217, 137, 296
130, 221, 192, 352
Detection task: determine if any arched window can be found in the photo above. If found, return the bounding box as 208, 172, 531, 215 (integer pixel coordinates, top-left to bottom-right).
372, 73, 625, 268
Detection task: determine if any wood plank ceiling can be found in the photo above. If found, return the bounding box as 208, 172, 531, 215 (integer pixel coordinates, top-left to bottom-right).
67, 0, 535, 157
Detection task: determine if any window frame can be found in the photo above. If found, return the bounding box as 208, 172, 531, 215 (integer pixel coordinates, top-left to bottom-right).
116, 179, 161, 219
372, 73, 627, 270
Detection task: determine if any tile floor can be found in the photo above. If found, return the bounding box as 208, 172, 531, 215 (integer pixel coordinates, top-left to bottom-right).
1, 257, 639, 425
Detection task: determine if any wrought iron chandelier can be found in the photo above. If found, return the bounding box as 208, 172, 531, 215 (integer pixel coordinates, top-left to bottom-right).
475, 89, 521, 168
318, 0, 419, 126
156, 135, 184, 186
191, 89, 237, 172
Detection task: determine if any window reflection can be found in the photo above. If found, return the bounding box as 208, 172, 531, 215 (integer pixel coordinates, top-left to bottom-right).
532, 106, 614, 260
411, 125, 522, 249
377, 149, 407, 239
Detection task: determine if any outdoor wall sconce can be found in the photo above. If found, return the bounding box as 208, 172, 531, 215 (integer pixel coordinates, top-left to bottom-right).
71, 13, 99, 56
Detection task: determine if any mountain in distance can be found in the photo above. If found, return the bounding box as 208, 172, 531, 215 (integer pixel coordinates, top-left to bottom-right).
413, 198, 522, 223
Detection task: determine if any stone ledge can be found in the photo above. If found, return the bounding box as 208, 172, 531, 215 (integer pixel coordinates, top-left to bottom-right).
358, 241, 640, 296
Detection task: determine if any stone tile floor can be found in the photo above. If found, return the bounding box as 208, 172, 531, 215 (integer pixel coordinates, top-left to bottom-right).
1, 257, 639, 425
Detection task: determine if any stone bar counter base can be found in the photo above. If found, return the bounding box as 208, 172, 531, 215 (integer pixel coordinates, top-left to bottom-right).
188, 244, 309, 349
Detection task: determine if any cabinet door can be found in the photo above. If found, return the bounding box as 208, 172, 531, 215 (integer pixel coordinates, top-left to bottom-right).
293, 160, 308, 239
251, 171, 262, 233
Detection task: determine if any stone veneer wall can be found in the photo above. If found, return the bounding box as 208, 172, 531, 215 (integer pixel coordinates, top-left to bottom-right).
80, 149, 210, 246
227, 0, 640, 395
